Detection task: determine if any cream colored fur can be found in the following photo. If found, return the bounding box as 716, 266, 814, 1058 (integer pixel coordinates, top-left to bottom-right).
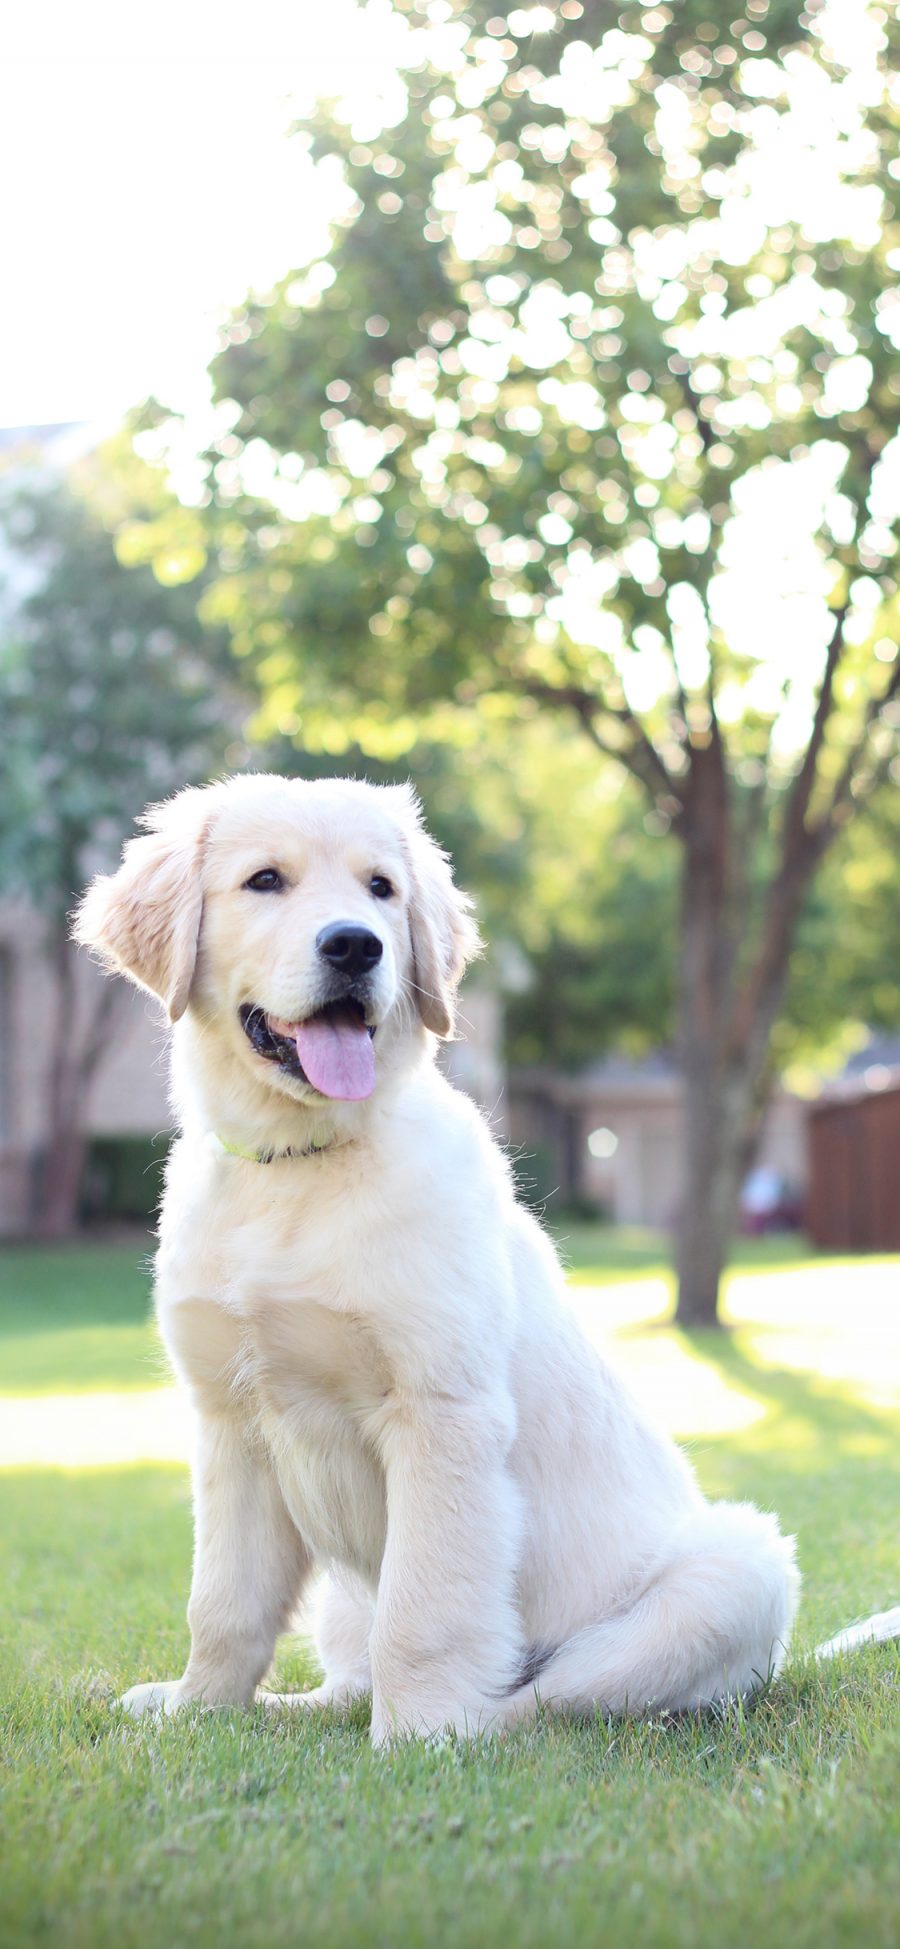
75, 773, 802, 1744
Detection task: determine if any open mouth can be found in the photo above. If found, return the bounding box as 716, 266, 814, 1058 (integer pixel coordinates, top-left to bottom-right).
239, 999, 377, 1102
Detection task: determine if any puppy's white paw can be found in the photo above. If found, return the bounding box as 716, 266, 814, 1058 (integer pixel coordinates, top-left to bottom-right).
117, 1679, 185, 1717
259, 1680, 365, 1712
370, 1699, 500, 1747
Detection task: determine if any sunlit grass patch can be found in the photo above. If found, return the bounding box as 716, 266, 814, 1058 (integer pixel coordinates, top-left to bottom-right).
1, 1236, 898, 1949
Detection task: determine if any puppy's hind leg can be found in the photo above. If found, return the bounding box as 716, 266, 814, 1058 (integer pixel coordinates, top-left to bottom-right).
261, 1572, 373, 1713
505, 1502, 799, 1723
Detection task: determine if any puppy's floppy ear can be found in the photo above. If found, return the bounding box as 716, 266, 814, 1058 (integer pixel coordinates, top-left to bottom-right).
388, 785, 481, 1039
72, 786, 214, 1022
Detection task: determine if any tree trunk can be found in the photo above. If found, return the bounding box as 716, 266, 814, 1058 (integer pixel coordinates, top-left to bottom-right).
35, 933, 117, 1239
38, 999, 91, 1239
673, 757, 809, 1326
674, 742, 741, 1327
38, 1123, 90, 1239
675, 1051, 754, 1327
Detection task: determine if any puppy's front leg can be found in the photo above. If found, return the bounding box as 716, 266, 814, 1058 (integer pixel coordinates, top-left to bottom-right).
369, 1391, 524, 1744
121, 1415, 310, 1716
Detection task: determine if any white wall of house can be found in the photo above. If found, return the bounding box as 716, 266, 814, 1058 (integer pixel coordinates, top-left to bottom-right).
84, 989, 171, 1136
439, 982, 506, 1131
506, 1065, 809, 1229
0, 901, 171, 1234
579, 1092, 683, 1228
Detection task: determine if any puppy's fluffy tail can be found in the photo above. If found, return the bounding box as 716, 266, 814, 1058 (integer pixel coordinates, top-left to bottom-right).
813, 1605, 900, 1659
505, 1502, 800, 1719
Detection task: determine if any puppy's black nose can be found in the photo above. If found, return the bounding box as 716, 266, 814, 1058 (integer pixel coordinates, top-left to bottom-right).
316, 922, 383, 978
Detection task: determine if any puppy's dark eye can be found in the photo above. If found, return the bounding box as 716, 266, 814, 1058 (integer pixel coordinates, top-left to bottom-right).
369, 874, 394, 900
244, 868, 284, 893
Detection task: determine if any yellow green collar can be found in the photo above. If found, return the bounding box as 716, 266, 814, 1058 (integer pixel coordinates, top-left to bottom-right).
215, 1132, 332, 1164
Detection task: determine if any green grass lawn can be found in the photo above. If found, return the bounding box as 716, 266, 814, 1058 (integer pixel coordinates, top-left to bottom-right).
1, 1231, 898, 1949
0, 1241, 161, 1394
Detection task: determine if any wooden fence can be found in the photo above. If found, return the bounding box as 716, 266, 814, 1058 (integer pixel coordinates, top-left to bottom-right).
807, 1083, 900, 1251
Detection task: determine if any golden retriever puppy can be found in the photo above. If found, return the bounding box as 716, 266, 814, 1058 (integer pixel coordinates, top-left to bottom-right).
75, 773, 800, 1742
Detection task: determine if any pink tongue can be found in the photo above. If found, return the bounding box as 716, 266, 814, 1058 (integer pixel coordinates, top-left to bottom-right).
294, 1015, 376, 1101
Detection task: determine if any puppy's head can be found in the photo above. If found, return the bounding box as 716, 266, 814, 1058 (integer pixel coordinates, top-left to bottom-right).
73, 775, 480, 1106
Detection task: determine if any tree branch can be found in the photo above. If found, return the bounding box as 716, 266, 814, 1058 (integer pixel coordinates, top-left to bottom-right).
811, 658, 900, 853
674, 371, 717, 456
516, 677, 683, 806
780, 602, 850, 865
702, 645, 727, 768
78, 977, 124, 1085
726, 766, 769, 940
725, 853, 810, 1069
727, 655, 900, 1065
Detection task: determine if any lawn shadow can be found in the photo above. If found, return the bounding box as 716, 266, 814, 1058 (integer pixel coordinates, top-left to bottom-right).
653, 1326, 900, 1645
677, 1326, 900, 1463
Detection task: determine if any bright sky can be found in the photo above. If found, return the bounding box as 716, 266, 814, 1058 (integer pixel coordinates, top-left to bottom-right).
0, 0, 408, 429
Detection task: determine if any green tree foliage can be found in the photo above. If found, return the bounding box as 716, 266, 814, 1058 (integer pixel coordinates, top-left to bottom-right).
0, 431, 239, 1231
507, 766, 900, 1077
0, 432, 236, 917
187, 0, 899, 783
777, 779, 900, 1074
